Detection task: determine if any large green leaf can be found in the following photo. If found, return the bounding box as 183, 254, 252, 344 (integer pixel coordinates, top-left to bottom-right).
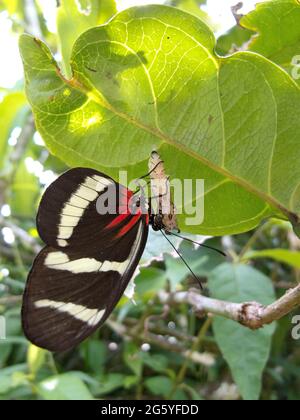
208, 263, 276, 400
0, 92, 26, 170
19, 5, 300, 236
241, 0, 300, 82
57, 0, 117, 77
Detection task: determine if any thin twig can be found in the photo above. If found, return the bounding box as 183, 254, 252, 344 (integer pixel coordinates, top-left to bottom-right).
159, 285, 300, 330
0, 216, 41, 254
231, 2, 244, 24
107, 319, 215, 367
0, 295, 22, 305
9, 113, 34, 170
0, 113, 34, 208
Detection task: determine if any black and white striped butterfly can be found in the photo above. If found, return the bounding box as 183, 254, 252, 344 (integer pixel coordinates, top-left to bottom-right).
22, 154, 177, 352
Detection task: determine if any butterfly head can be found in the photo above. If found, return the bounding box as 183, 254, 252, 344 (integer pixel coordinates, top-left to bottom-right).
150, 202, 179, 233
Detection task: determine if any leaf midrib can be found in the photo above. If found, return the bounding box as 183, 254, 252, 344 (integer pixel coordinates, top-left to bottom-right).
59, 68, 294, 222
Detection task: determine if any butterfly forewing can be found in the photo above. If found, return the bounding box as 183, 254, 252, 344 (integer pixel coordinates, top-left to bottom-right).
36, 168, 141, 253
22, 168, 149, 352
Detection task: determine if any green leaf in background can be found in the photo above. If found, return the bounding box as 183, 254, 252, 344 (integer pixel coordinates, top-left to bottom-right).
165, 239, 225, 289
19, 5, 300, 236
96, 373, 125, 396
0, 376, 13, 394
180, 383, 203, 400
37, 373, 94, 400
0, 343, 12, 368
81, 339, 108, 375
135, 267, 167, 300
10, 157, 39, 218
167, 0, 212, 27
57, 0, 117, 77
216, 25, 254, 56
142, 353, 169, 374
0, 364, 28, 397
0, 0, 23, 16
27, 344, 47, 378
208, 263, 276, 400
0, 92, 26, 170
0, 301, 22, 371
240, 0, 300, 83
245, 248, 300, 269
145, 375, 173, 398
123, 342, 143, 377
140, 229, 182, 264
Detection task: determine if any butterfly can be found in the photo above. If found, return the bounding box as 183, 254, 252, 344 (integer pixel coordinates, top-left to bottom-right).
22, 152, 178, 352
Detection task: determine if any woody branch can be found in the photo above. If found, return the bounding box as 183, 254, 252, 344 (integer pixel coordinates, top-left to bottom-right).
159, 284, 300, 329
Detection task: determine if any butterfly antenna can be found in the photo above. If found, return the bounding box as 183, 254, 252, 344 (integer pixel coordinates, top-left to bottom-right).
168, 231, 227, 257
160, 229, 203, 290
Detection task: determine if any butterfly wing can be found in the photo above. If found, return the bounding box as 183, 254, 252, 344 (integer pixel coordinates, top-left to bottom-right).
36, 167, 143, 253
22, 168, 148, 352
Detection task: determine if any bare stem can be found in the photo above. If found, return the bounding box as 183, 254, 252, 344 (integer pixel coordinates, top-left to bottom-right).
107, 319, 215, 367
159, 284, 300, 330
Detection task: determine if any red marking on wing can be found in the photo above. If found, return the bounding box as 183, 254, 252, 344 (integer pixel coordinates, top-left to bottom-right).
106, 213, 130, 230
115, 214, 141, 238
119, 189, 133, 214
104, 188, 132, 230
104, 187, 149, 237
